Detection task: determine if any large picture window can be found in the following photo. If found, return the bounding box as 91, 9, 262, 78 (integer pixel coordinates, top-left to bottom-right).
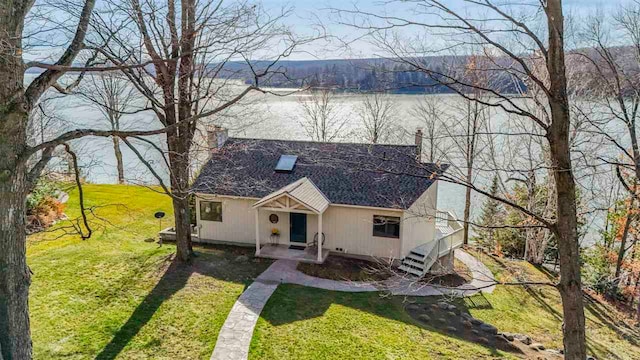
200, 201, 222, 222
373, 215, 400, 238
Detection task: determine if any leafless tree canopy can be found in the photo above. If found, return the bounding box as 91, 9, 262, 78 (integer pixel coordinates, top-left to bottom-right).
298, 89, 349, 141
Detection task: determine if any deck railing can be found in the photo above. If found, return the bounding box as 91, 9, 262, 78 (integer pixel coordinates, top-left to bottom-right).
434, 210, 464, 257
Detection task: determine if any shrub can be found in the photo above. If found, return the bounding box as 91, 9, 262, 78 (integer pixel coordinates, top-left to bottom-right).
26, 181, 65, 233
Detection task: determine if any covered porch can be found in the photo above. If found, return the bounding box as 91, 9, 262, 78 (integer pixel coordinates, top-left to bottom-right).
252, 177, 330, 263
257, 244, 330, 264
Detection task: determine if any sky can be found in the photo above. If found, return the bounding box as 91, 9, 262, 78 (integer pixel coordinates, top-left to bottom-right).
259, 0, 623, 60
23, 0, 625, 63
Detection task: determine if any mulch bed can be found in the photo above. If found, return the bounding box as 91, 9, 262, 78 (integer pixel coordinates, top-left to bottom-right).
297, 256, 392, 282
419, 259, 473, 287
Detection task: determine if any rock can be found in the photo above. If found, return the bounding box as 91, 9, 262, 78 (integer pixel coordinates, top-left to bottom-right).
446, 326, 458, 333
437, 317, 447, 324
477, 337, 490, 345
446, 311, 457, 317
431, 304, 441, 311
471, 329, 480, 336
437, 301, 450, 309
460, 313, 473, 320
499, 332, 515, 341
407, 304, 420, 311
546, 349, 562, 355
418, 314, 431, 322
470, 318, 483, 325
495, 334, 510, 344
586, 357, 595, 360
462, 320, 474, 328
529, 343, 546, 351
447, 304, 457, 311
513, 334, 532, 345
479, 323, 498, 335
234, 255, 249, 263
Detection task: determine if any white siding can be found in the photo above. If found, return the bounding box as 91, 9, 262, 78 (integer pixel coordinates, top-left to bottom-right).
401, 181, 438, 257
321, 205, 403, 259
196, 195, 256, 245
196, 193, 407, 258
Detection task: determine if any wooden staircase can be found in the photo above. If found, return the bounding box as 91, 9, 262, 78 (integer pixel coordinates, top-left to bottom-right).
398, 211, 464, 277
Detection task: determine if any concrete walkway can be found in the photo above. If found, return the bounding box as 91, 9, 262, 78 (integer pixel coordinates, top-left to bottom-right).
210, 279, 279, 360
210, 249, 496, 360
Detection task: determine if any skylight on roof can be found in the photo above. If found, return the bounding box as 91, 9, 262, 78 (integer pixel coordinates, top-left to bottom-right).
275, 155, 298, 172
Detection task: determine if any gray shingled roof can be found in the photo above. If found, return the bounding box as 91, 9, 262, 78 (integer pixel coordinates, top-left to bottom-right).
191, 138, 448, 209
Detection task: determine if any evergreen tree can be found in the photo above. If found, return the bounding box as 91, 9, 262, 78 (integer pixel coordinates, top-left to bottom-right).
474, 175, 503, 249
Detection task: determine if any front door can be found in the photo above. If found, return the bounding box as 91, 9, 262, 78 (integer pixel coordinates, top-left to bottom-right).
290, 213, 307, 244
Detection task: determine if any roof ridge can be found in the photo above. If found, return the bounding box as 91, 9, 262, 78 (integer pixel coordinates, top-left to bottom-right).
227, 136, 417, 147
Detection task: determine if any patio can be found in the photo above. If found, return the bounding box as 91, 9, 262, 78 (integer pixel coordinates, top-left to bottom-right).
257, 244, 330, 264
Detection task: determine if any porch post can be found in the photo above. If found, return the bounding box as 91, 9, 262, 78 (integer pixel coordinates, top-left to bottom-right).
317, 212, 323, 262
255, 209, 260, 256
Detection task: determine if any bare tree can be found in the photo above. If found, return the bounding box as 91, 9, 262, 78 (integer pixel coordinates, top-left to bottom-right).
0, 0, 97, 357
90, 0, 300, 262
570, 3, 640, 283
356, 91, 398, 143
298, 88, 348, 141
410, 95, 446, 163
335, 1, 587, 357
78, 73, 135, 184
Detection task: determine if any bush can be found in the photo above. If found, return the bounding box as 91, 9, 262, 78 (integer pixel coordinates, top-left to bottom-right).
26, 181, 65, 233
582, 245, 623, 299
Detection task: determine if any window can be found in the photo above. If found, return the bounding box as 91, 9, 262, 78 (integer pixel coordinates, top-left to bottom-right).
200, 201, 222, 222
373, 215, 400, 238
275, 155, 298, 172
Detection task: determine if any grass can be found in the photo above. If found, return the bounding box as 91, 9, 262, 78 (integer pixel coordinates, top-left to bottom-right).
26, 184, 640, 359
463, 250, 640, 360
251, 250, 640, 360
28, 184, 272, 359
250, 284, 518, 359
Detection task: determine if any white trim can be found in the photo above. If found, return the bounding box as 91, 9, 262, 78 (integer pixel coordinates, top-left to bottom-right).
252, 192, 320, 214
260, 206, 316, 215
194, 193, 261, 201
330, 203, 404, 212
195, 193, 404, 212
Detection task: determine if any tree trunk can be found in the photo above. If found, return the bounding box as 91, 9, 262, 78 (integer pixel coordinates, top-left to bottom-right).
0, 12, 33, 355
463, 174, 472, 245
113, 137, 125, 184
615, 209, 632, 280
0, 169, 31, 360
168, 140, 193, 263
545, 1, 587, 357
0, 89, 32, 360
548, 117, 586, 360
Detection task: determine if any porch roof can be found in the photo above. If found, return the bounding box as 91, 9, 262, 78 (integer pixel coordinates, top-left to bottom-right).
252, 177, 330, 214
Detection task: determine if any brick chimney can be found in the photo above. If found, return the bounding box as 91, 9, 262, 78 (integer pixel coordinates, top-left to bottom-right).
415, 128, 423, 162
207, 125, 228, 151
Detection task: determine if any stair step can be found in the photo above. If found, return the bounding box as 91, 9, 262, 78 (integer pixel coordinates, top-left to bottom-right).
398, 265, 423, 277
405, 253, 425, 263
410, 249, 426, 257
402, 259, 426, 270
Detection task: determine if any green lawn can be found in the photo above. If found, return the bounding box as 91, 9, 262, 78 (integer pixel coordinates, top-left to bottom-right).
250, 252, 640, 360
28, 184, 272, 359
250, 285, 517, 359
466, 251, 640, 360
27, 184, 640, 359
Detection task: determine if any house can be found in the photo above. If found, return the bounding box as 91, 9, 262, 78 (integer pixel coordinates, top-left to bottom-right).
188, 127, 464, 276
